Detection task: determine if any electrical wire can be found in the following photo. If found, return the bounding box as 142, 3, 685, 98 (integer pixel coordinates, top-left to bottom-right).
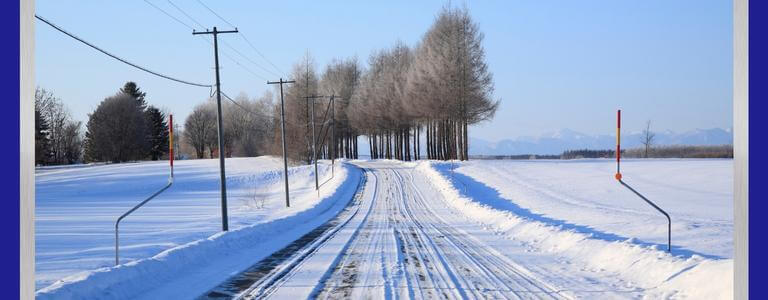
157, 0, 272, 81
142, 0, 195, 31
221, 91, 330, 128
166, 0, 206, 29
195, 0, 286, 77
35, 14, 212, 88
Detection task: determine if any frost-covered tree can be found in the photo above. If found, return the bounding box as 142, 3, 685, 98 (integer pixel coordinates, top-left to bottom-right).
35, 87, 83, 165
84, 93, 148, 163
184, 102, 216, 159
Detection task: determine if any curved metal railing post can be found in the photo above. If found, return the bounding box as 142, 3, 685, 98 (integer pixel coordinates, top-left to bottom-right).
115, 114, 175, 266
115, 177, 173, 265
615, 109, 671, 252
619, 179, 672, 252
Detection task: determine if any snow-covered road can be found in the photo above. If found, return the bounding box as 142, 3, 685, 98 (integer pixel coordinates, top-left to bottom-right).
208, 161, 658, 299
37, 159, 732, 299
317, 162, 569, 299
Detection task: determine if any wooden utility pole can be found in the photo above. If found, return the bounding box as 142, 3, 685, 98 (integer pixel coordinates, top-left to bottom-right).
268, 78, 296, 207
304, 95, 330, 191
193, 26, 238, 231
331, 95, 335, 177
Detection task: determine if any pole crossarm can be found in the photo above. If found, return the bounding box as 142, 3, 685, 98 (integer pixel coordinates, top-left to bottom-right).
193, 28, 239, 35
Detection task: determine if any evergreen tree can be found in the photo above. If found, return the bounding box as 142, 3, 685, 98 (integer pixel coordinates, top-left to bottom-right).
120, 81, 147, 110
35, 109, 52, 165
145, 106, 169, 160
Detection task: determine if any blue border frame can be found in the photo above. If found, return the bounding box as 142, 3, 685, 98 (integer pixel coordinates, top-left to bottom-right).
4, 0, 21, 296
6, 1, 763, 297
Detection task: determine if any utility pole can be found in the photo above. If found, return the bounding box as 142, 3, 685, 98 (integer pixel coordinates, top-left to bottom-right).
304, 95, 329, 191
193, 26, 238, 231
268, 78, 296, 207
330, 94, 335, 178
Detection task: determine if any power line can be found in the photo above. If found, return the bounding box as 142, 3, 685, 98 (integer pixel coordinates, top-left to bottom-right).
220, 90, 316, 127
143, 0, 270, 81
195, 0, 286, 76
238, 34, 287, 77
219, 51, 269, 81
220, 41, 282, 78
166, 0, 206, 29
143, 0, 195, 31
35, 14, 212, 88
169, 0, 280, 78
194, 0, 237, 28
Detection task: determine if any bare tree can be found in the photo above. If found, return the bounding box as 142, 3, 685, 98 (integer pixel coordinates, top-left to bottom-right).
184, 102, 216, 159
35, 87, 84, 165
270, 52, 318, 163
641, 120, 656, 158
61, 121, 83, 163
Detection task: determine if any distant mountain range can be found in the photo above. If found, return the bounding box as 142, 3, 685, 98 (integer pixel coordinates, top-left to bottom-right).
354, 127, 732, 156
468, 128, 733, 155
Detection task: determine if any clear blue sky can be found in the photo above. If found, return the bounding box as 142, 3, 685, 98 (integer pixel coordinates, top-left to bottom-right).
35, 1, 732, 142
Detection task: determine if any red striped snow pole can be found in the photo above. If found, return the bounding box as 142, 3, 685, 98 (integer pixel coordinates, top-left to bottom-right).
615, 109, 671, 252
616, 110, 672, 252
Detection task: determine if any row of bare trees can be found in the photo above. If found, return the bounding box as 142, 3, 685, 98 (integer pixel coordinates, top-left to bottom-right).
184, 92, 275, 159
35, 88, 83, 165
270, 6, 498, 163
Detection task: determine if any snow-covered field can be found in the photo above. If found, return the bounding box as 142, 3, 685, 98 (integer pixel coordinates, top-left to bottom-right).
428, 158, 733, 298
35, 157, 354, 291
35, 157, 733, 299
443, 158, 732, 259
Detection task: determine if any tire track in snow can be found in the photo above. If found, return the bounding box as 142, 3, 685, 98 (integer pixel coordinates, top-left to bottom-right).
318, 162, 570, 299
198, 169, 368, 299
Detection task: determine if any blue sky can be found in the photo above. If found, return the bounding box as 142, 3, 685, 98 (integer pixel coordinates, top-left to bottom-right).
35, 1, 732, 142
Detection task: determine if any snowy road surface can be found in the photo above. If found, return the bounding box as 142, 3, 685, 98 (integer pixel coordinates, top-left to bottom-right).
205, 161, 685, 299
37, 159, 732, 299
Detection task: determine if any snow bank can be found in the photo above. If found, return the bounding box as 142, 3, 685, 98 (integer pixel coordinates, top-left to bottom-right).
416, 161, 732, 299
36, 163, 362, 300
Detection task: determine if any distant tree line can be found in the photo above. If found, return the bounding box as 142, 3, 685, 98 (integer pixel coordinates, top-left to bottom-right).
469, 145, 733, 160
560, 149, 618, 159
622, 145, 733, 159
83, 82, 170, 163
35, 88, 83, 165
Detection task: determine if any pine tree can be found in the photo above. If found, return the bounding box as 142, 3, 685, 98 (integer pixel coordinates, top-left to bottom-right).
35, 109, 52, 165
145, 106, 169, 160
120, 81, 147, 110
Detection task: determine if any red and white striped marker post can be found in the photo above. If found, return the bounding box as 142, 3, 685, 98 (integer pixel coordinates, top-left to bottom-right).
615, 109, 671, 252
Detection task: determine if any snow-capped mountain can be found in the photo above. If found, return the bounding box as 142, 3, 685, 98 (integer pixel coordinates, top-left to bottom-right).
469, 128, 733, 155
